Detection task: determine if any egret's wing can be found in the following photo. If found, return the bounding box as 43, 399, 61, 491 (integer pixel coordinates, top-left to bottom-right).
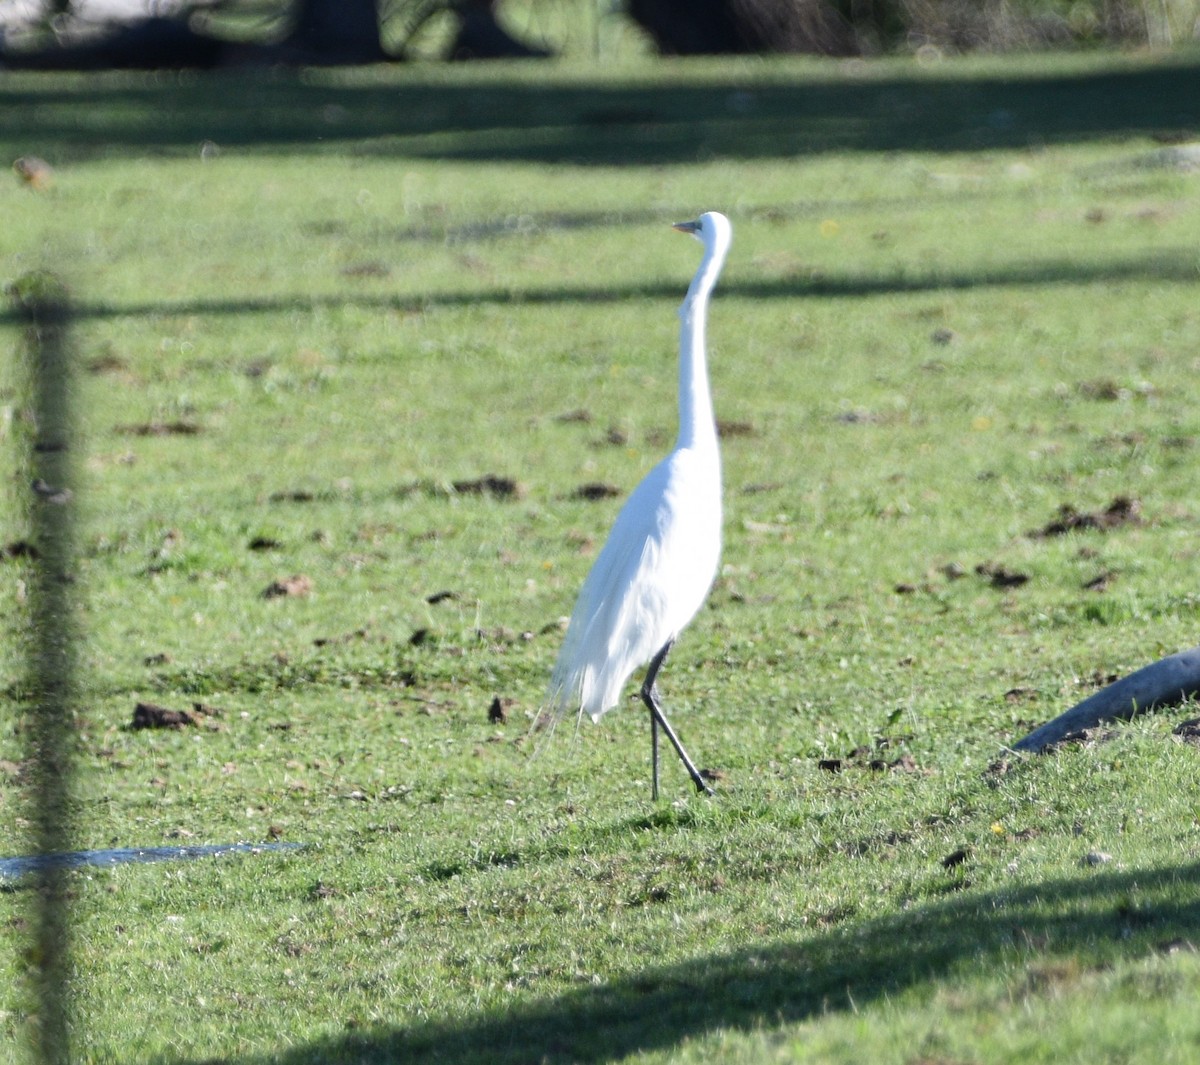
547, 448, 720, 723
546, 463, 671, 723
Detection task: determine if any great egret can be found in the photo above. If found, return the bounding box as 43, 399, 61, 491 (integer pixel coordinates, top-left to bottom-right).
545, 211, 732, 799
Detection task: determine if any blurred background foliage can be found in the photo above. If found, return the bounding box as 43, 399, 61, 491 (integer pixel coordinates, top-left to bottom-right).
2, 0, 1200, 65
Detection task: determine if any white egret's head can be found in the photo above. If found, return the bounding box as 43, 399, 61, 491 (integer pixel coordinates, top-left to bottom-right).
672, 211, 731, 249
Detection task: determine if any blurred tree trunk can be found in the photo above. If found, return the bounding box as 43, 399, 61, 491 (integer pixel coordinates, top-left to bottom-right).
628, 0, 857, 55
3, 0, 551, 66
3, 0, 393, 68
449, 0, 551, 59
284, 0, 388, 63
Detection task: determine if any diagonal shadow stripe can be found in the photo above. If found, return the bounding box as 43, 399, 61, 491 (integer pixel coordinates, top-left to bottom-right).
4, 60, 1200, 164
194, 858, 1200, 1065
0, 247, 1194, 327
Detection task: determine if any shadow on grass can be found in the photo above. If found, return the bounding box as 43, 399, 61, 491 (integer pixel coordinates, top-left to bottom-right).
0, 246, 1196, 329
3, 58, 1200, 164
192, 859, 1200, 1065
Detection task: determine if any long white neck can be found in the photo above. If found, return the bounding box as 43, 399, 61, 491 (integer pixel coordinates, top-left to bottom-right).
675, 228, 729, 452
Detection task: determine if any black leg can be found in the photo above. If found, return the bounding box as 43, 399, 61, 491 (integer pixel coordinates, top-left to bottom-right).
651, 707, 660, 801
639, 641, 715, 798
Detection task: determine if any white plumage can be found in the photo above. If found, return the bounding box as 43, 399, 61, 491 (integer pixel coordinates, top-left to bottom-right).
545, 211, 733, 797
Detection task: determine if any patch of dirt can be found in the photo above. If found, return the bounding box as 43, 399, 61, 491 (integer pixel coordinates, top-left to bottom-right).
1030, 496, 1141, 538
571, 483, 621, 501
1172, 717, 1200, 746
1044, 726, 1120, 752
941, 847, 970, 869
0, 759, 28, 781
132, 702, 194, 729
833, 409, 881, 425
248, 536, 282, 551
2, 540, 39, 560
262, 574, 313, 599
270, 489, 317, 503
975, 561, 1030, 588
242, 358, 271, 378
87, 352, 128, 374
13, 155, 53, 189
475, 626, 528, 647
451, 474, 525, 500
131, 701, 221, 730
1095, 430, 1146, 449
555, 408, 592, 423
814, 904, 856, 927
716, 419, 755, 437
1082, 570, 1117, 592
818, 737, 921, 775
1076, 377, 1127, 401
984, 757, 1015, 781
312, 628, 373, 648
118, 420, 202, 436
1004, 687, 1039, 703
1085, 670, 1121, 689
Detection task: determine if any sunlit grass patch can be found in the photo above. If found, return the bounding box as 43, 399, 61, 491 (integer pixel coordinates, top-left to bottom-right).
3, 49, 1200, 1065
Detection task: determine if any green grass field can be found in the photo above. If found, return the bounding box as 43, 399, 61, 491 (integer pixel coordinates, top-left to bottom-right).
4, 47, 1200, 1064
